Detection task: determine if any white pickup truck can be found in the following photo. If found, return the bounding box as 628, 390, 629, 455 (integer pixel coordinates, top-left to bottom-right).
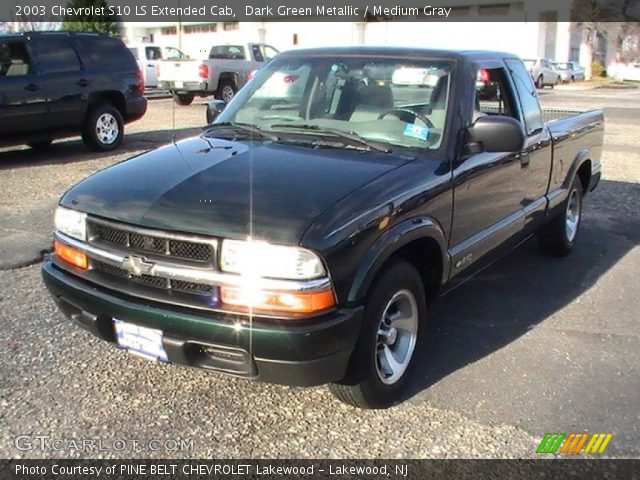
159, 43, 279, 105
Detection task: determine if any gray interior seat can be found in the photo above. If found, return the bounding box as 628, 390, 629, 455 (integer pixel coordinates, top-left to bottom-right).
349, 82, 394, 122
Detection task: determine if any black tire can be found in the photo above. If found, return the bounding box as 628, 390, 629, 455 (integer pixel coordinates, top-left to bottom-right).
536, 75, 544, 89
27, 139, 52, 150
538, 176, 584, 257
329, 260, 427, 409
571, 75, 575, 83
82, 104, 124, 152
172, 92, 194, 106
217, 80, 237, 103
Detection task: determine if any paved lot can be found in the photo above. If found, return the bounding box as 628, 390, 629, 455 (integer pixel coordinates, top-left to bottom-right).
0, 89, 638, 459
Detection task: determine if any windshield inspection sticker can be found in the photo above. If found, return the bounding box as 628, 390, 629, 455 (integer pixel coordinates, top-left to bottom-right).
404, 124, 430, 141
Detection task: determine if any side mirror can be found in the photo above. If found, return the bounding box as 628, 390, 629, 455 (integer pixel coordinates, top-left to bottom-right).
206, 99, 226, 124
466, 116, 525, 153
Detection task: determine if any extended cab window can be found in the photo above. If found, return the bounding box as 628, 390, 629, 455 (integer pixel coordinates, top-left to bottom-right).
505, 59, 544, 135
0, 40, 33, 77
30, 37, 81, 74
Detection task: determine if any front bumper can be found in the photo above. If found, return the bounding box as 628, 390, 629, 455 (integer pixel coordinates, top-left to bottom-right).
42, 261, 362, 386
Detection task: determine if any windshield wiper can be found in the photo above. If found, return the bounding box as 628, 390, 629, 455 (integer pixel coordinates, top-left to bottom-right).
270, 124, 391, 153
204, 122, 280, 142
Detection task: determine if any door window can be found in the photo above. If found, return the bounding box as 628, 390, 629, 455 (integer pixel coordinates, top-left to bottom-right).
0, 40, 33, 77
30, 37, 81, 74
474, 67, 518, 120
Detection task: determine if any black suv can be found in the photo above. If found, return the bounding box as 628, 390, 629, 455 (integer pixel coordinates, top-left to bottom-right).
0, 32, 147, 151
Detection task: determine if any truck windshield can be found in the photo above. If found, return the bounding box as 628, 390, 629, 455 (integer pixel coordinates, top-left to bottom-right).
216, 55, 453, 150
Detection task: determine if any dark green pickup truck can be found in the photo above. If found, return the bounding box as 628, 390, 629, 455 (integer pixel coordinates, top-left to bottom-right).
43, 47, 603, 408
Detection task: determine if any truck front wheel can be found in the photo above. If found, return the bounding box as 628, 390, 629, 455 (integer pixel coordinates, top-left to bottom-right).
172, 93, 195, 106
538, 176, 583, 256
329, 260, 427, 409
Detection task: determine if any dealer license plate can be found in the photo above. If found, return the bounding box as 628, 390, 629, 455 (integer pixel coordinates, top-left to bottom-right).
113, 319, 168, 362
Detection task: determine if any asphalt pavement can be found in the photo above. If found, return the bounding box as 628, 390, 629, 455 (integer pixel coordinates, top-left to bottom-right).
0, 88, 638, 458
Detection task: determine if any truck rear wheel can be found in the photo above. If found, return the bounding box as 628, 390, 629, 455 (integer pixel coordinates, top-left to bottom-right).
172, 93, 194, 106
82, 104, 124, 151
217, 80, 237, 103
329, 260, 426, 409
538, 176, 583, 256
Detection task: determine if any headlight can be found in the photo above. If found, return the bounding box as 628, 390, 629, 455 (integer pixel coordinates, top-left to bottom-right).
220, 239, 326, 280
54, 206, 87, 241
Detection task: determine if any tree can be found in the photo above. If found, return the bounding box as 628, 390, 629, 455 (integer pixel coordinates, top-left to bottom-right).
60, 0, 120, 35
573, 0, 639, 79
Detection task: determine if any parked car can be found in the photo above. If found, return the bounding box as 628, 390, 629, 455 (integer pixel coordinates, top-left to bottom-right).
610, 62, 640, 82
158, 43, 279, 105
127, 43, 188, 88
43, 47, 603, 409
523, 58, 561, 88
0, 32, 146, 151
552, 61, 585, 82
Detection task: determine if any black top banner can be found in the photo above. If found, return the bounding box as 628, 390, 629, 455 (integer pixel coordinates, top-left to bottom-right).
0, 0, 639, 23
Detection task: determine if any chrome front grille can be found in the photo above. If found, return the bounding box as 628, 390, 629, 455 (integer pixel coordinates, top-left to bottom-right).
84, 217, 218, 304
88, 218, 215, 265
94, 261, 214, 296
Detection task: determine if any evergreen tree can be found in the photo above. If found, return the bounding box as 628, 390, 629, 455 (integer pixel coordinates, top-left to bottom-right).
61, 0, 120, 35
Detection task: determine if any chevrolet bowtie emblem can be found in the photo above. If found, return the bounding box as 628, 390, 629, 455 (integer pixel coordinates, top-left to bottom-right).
122, 255, 155, 276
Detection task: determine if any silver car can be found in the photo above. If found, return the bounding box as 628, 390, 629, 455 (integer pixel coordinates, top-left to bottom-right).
553, 61, 585, 83
523, 58, 561, 89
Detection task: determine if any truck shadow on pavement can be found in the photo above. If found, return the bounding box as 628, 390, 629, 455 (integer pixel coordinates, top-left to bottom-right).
404, 179, 640, 403
0, 127, 201, 171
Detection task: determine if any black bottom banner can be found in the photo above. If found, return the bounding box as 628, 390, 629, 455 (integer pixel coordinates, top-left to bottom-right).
2, 459, 639, 480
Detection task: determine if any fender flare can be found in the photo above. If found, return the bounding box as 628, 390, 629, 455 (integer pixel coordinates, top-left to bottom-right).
549, 149, 592, 212
564, 148, 592, 191
347, 217, 449, 304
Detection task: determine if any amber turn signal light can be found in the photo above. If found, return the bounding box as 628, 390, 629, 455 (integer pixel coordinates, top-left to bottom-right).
220, 286, 335, 315
54, 240, 88, 270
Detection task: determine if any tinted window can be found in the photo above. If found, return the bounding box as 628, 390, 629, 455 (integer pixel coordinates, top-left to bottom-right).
209, 45, 245, 60
0, 40, 33, 77
30, 37, 81, 74
505, 59, 544, 135
77, 35, 137, 71
128, 47, 139, 60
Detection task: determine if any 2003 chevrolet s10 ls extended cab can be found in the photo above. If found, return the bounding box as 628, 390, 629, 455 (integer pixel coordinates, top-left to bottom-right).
43, 48, 603, 408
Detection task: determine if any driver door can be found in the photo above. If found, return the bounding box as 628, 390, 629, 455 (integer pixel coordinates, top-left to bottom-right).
448, 64, 527, 280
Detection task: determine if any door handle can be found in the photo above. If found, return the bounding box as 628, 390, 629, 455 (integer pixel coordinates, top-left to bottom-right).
76, 79, 90, 87
147, 64, 154, 68
25, 83, 40, 91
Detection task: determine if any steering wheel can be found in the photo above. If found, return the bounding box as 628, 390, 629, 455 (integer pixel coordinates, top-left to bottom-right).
378, 108, 434, 128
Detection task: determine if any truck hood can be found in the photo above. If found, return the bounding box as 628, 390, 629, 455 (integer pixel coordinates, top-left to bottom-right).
61, 135, 414, 244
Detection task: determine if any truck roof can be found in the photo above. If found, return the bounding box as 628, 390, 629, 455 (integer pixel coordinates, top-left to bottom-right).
279, 46, 520, 62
